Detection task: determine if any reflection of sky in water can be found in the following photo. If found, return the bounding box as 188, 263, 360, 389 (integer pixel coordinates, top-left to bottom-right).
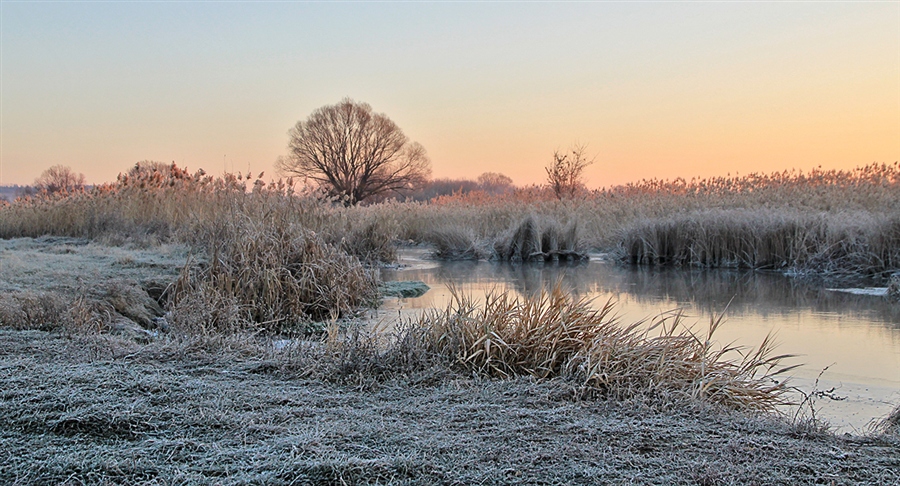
380, 249, 900, 434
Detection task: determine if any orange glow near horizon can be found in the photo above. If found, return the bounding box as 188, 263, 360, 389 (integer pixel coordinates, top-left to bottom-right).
1, 3, 897, 189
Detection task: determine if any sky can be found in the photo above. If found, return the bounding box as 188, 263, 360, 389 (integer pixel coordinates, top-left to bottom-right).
1, 1, 898, 188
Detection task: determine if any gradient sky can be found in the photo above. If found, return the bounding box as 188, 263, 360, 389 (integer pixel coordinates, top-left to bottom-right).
2, 1, 898, 188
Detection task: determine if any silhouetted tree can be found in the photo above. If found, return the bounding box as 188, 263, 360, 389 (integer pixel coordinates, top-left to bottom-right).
34, 165, 86, 194
546, 144, 593, 199
277, 98, 431, 205
477, 172, 514, 195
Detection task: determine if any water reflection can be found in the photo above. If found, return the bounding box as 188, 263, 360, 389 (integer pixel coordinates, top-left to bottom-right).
380, 250, 900, 433
385, 258, 900, 331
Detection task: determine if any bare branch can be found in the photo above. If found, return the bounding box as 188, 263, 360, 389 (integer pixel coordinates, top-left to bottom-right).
34, 165, 86, 194
545, 143, 594, 199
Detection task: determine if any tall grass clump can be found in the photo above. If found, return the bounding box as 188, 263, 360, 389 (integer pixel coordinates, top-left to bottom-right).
420, 213, 587, 261
878, 404, 900, 436
617, 209, 900, 278
0, 291, 82, 332
398, 285, 794, 412
494, 215, 585, 262
170, 215, 380, 335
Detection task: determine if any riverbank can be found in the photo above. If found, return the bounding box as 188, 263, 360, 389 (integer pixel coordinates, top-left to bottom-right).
1, 329, 897, 485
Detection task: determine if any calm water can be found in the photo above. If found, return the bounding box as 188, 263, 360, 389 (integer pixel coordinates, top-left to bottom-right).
377, 249, 900, 434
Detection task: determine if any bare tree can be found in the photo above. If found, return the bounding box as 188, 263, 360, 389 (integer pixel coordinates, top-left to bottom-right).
277, 98, 431, 205
477, 172, 515, 194
34, 165, 86, 194
546, 144, 594, 199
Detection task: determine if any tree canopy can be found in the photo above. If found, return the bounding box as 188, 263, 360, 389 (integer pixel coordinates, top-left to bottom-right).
34, 165, 86, 194
277, 99, 431, 204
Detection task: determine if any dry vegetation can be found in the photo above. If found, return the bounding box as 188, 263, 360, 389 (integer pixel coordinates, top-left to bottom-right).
0, 163, 395, 334
4, 161, 899, 274
394, 285, 794, 412
1, 328, 898, 485
2, 161, 900, 483
393, 162, 900, 278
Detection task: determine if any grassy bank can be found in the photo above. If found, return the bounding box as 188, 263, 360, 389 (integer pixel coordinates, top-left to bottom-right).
0, 235, 794, 413
1, 329, 897, 485
0, 165, 393, 333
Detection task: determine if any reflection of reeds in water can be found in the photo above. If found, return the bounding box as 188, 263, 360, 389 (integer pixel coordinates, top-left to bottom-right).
390, 258, 900, 331
400, 284, 795, 412
601, 265, 900, 327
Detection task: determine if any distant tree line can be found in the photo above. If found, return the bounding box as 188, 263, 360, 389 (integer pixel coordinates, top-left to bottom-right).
11, 100, 594, 205
0, 165, 90, 201
397, 171, 515, 202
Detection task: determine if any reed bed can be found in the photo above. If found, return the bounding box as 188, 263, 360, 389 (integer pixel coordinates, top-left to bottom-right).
385, 162, 900, 271
0, 163, 397, 263
392, 285, 795, 412
3, 161, 898, 272
2, 161, 899, 336
616, 208, 900, 278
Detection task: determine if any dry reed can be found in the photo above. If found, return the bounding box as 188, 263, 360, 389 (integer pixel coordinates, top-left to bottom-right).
397, 284, 795, 412
3, 161, 899, 339
170, 216, 379, 335
616, 209, 900, 278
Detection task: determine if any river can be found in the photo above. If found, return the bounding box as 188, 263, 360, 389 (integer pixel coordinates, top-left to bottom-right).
377, 248, 900, 434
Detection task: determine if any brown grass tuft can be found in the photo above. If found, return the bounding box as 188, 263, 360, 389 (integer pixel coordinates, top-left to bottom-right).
399, 284, 795, 412
878, 403, 900, 436
170, 216, 380, 335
